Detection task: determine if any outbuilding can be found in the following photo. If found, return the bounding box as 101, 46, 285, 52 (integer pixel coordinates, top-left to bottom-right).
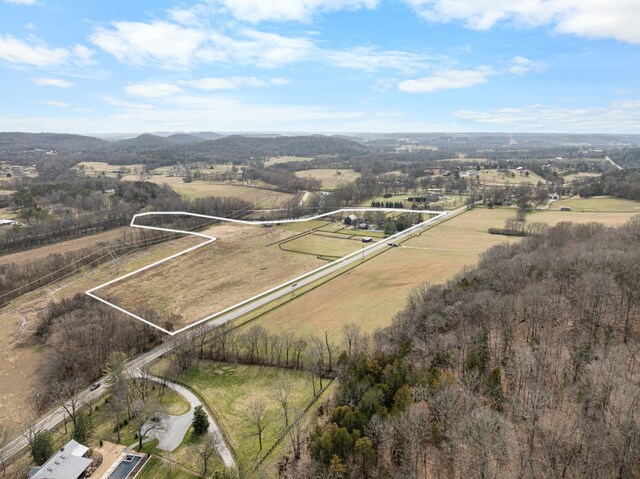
344, 214, 358, 225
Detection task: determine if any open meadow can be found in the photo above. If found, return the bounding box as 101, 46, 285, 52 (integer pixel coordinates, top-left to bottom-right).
478, 169, 546, 185
98, 224, 326, 331
294, 168, 361, 189
235, 203, 640, 341
549, 195, 640, 212
264, 156, 314, 166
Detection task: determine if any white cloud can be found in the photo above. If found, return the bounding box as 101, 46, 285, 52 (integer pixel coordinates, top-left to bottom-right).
90, 21, 206, 68
3, 0, 37, 4
182, 77, 289, 90
33, 77, 75, 88
213, 0, 379, 23
399, 67, 496, 93
0, 35, 67, 67
455, 99, 640, 132
90, 20, 315, 69
508, 56, 546, 76
0, 34, 93, 68
42, 100, 70, 108
404, 0, 640, 44
125, 82, 183, 98
323, 46, 442, 73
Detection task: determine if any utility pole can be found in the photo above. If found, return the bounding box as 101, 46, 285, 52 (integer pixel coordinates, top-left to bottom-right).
291, 282, 298, 296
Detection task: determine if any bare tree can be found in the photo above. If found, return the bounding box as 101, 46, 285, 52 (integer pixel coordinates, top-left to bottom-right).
287, 407, 304, 461
341, 323, 361, 358
130, 399, 168, 450
191, 433, 220, 476
276, 378, 292, 427
247, 398, 271, 452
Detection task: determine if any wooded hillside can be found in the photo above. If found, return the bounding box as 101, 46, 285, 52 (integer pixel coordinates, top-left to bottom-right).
291, 218, 640, 479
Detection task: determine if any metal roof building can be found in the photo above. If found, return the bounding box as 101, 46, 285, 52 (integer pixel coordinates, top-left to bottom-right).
28, 439, 92, 479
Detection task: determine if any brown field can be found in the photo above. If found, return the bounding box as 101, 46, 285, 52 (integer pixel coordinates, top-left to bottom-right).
240, 206, 639, 340
144, 176, 294, 207
294, 168, 361, 190
0, 227, 130, 266
562, 172, 601, 183
0, 232, 203, 431
99, 224, 325, 330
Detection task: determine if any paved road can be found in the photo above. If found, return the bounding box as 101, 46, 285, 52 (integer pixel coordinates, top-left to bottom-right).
143, 375, 234, 467
0, 205, 467, 465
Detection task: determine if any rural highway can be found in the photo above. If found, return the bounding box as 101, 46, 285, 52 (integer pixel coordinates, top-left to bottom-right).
0, 205, 467, 466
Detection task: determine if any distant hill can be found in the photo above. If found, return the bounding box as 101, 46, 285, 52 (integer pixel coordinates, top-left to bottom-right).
165, 133, 208, 144
0, 132, 106, 153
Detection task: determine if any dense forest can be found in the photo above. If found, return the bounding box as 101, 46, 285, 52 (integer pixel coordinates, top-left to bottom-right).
578, 169, 640, 201
286, 218, 640, 479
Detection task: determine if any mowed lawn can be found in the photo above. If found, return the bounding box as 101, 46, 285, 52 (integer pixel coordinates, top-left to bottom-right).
243, 205, 639, 341
549, 196, 640, 212
294, 168, 361, 190
280, 232, 370, 258
177, 362, 316, 473
137, 456, 200, 479
264, 156, 314, 166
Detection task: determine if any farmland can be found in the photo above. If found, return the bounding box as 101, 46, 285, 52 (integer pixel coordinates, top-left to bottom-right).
294, 168, 361, 189
98, 224, 325, 330
264, 156, 314, 166
146, 176, 294, 207
0, 232, 203, 431
549, 195, 640, 212
279, 232, 372, 259
234, 204, 640, 340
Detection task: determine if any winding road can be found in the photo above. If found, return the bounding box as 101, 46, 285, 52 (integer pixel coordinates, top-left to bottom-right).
0, 205, 467, 467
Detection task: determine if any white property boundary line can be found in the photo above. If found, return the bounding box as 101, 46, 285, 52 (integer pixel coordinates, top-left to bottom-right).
86, 207, 448, 336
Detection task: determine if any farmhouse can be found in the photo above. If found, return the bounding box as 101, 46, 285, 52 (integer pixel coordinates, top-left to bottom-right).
344, 214, 358, 225
28, 440, 92, 479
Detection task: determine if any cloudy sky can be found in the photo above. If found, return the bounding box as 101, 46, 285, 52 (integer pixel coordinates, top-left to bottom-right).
1, 0, 639, 133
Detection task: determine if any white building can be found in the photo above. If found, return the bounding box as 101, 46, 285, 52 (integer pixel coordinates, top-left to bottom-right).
28, 440, 92, 479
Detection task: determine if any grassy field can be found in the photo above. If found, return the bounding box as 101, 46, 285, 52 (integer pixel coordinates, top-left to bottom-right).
99, 224, 325, 330
0, 226, 130, 266
264, 156, 314, 167
294, 168, 361, 190
0, 206, 16, 220
549, 196, 640, 212
163, 361, 317, 475
280, 232, 372, 258
137, 456, 201, 479
0, 232, 205, 432
145, 176, 293, 207
478, 169, 546, 185
235, 205, 639, 341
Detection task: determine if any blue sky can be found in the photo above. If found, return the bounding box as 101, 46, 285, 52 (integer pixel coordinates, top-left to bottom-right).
0, 0, 639, 134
